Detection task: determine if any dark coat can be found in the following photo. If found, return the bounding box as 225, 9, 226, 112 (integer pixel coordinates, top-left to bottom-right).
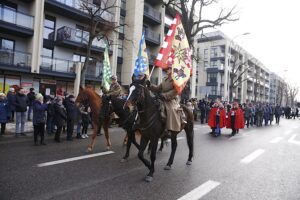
275, 106, 282, 116
27, 91, 35, 106
15, 93, 28, 112
54, 103, 67, 127
32, 100, 48, 125
0, 99, 9, 123
7, 91, 16, 112
65, 101, 78, 121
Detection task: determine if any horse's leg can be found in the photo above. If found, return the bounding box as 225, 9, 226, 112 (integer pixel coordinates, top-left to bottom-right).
123, 133, 128, 146
131, 130, 140, 150
138, 137, 151, 180
146, 137, 159, 182
87, 122, 98, 152
164, 132, 178, 170
185, 123, 194, 165
158, 136, 167, 152
121, 130, 134, 162
103, 118, 112, 150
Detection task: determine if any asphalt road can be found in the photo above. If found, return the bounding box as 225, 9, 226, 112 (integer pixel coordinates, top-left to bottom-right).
0, 118, 300, 200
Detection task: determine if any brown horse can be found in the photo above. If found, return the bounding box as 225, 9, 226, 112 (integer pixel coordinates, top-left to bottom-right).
76, 87, 140, 158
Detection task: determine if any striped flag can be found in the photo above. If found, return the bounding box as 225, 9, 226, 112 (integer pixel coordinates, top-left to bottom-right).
102, 45, 112, 91
133, 31, 149, 77
154, 13, 192, 94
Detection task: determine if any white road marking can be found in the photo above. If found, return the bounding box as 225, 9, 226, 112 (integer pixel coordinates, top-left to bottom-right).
240, 149, 265, 164
37, 151, 114, 167
270, 137, 283, 144
288, 134, 300, 146
284, 130, 292, 135
177, 180, 220, 200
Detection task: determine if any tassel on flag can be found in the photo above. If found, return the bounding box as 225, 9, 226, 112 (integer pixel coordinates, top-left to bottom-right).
133, 31, 149, 78
102, 45, 112, 91
154, 13, 192, 94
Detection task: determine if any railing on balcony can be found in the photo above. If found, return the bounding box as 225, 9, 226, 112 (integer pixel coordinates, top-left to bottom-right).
51, 0, 114, 22
56, 26, 112, 50
0, 6, 34, 29
144, 29, 160, 44
144, 3, 161, 22
40, 56, 76, 73
0, 49, 31, 67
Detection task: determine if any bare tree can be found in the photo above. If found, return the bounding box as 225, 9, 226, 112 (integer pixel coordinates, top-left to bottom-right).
162, 0, 238, 100
228, 47, 255, 102
276, 81, 286, 106
287, 83, 299, 107
78, 0, 127, 86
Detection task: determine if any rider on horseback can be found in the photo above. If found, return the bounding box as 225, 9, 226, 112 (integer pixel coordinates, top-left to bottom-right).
100, 75, 122, 122
146, 67, 186, 135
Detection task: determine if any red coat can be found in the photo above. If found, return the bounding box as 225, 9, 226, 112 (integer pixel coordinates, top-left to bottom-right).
226, 108, 245, 129
208, 107, 226, 128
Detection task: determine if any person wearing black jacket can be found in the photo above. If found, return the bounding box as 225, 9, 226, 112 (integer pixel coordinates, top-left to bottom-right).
65, 95, 77, 141
46, 95, 55, 134
53, 97, 67, 142
14, 88, 28, 137
7, 88, 16, 122
32, 93, 48, 145
27, 88, 35, 121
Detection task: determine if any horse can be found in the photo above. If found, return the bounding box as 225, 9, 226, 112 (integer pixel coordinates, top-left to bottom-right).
75, 87, 140, 160
124, 81, 194, 182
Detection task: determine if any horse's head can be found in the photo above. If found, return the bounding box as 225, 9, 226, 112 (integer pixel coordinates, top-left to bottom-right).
75, 86, 91, 107
124, 81, 146, 109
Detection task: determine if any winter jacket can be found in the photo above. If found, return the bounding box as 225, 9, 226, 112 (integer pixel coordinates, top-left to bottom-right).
32, 100, 48, 125
0, 99, 9, 123
65, 101, 78, 121
27, 91, 35, 106
7, 91, 16, 112
14, 93, 28, 112
53, 103, 67, 127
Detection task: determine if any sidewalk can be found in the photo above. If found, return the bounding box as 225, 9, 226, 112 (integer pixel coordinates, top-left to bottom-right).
5, 121, 34, 135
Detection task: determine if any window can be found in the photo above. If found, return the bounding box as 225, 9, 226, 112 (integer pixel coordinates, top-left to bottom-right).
211, 86, 217, 95
121, 0, 126, 10
73, 54, 86, 63
118, 40, 123, 57
119, 16, 125, 34
0, 38, 14, 50
204, 61, 209, 68
44, 15, 56, 40
210, 47, 218, 58
207, 73, 217, 83
1, 2, 17, 24
75, 25, 89, 44
41, 48, 53, 69
204, 49, 208, 59
210, 61, 218, 68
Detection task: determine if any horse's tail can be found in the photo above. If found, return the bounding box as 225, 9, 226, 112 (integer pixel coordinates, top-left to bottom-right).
181, 105, 194, 160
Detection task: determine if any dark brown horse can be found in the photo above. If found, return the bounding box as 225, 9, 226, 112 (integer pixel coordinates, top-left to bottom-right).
75, 87, 140, 159
125, 81, 194, 182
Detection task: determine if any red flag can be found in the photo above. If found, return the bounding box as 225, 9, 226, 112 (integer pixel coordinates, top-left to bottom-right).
154, 13, 192, 94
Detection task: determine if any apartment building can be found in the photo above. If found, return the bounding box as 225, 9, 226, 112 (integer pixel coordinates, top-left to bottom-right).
270, 72, 286, 106
0, 0, 167, 96
192, 31, 274, 103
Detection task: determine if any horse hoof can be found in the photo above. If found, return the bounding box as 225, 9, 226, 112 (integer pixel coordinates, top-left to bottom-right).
120, 158, 128, 163
186, 161, 192, 165
86, 148, 92, 153
144, 176, 153, 182
164, 165, 172, 170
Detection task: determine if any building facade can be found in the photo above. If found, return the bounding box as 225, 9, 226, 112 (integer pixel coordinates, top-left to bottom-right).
192, 31, 281, 104
0, 0, 168, 96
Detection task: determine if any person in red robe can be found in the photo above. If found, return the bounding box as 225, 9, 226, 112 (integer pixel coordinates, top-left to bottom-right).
226, 102, 245, 136
208, 102, 226, 137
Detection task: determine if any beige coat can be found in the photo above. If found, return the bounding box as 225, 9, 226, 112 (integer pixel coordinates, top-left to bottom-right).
150, 77, 181, 132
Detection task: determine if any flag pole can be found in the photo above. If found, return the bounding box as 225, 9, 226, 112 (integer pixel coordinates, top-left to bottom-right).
148, 66, 155, 79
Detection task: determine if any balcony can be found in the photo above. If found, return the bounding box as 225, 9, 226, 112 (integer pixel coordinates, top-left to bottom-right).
210, 53, 225, 61
45, 0, 114, 25
144, 29, 160, 46
40, 56, 76, 78
247, 87, 253, 92
144, 3, 161, 24
0, 49, 31, 72
0, 7, 34, 37
85, 60, 102, 81
55, 26, 112, 54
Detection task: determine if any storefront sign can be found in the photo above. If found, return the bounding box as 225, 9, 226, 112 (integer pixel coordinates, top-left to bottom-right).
41, 79, 57, 85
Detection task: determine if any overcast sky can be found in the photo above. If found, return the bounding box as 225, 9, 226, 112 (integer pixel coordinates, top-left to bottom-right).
202, 0, 300, 98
